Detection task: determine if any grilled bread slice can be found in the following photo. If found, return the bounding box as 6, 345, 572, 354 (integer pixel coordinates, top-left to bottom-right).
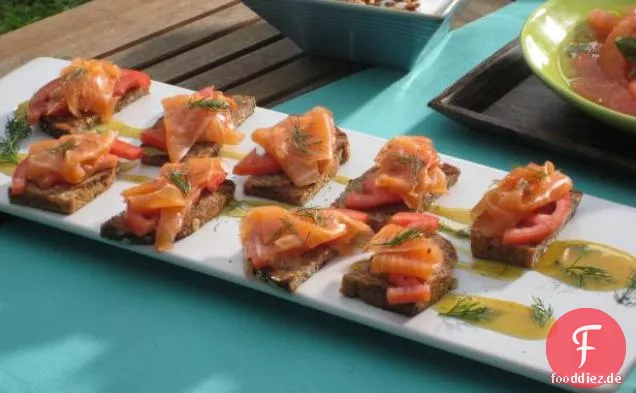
242, 129, 351, 206
333, 163, 461, 231
140, 95, 256, 166
8, 168, 117, 214
340, 234, 458, 316
248, 247, 340, 293
100, 180, 235, 245
39, 87, 148, 138
470, 190, 583, 268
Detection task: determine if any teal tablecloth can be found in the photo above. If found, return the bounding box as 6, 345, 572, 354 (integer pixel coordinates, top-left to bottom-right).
0, 1, 634, 392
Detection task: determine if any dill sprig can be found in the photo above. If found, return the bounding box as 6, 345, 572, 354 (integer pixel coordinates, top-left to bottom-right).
287, 117, 321, 155
530, 297, 554, 327
439, 297, 493, 322
555, 261, 614, 288
188, 98, 230, 111
0, 112, 31, 164
554, 244, 614, 288
614, 270, 636, 307
48, 139, 76, 154
374, 227, 425, 247
615, 37, 636, 62
397, 154, 423, 186
63, 64, 86, 82
167, 170, 191, 194
268, 217, 298, 244
293, 207, 327, 226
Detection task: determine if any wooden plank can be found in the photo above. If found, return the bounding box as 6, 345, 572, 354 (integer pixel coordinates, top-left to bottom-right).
107, 3, 259, 69
0, 0, 236, 76
265, 66, 365, 108
143, 21, 282, 83
453, 0, 512, 28
226, 56, 351, 106
178, 39, 303, 91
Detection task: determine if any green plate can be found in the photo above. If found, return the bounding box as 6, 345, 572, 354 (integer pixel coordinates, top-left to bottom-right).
520, 0, 636, 133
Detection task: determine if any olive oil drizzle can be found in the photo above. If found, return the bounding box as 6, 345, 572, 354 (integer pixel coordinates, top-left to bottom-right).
455, 247, 525, 281
429, 205, 473, 225
94, 120, 143, 139
537, 241, 636, 292
434, 294, 555, 340
614, 270, 636, 307
221, 199, 293, 218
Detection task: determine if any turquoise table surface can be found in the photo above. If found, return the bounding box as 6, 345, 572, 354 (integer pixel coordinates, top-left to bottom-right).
1, 1, 634, 393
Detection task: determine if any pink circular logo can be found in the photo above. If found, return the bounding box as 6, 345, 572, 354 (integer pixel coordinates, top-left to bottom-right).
546, 308, 626, 388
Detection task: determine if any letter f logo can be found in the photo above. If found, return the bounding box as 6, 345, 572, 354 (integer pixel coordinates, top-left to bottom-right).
572, 324, 602, 368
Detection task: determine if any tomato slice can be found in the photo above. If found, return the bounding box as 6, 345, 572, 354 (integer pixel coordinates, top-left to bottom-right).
197, 86, 216, 97
110, 139, 143, 160
387, 284, 431, 305
28, 79, 65, 125
28, 68, 150, 125
629, 80, 636, 99
502, 195, 572, 246
387, 274, 421, 287
325, 208, 370, 223
344, 179, 404, 210
388, 212, 439, 232
232, 149, 282, 176
114, 69, 151, 96
140, 126, 168, 151
207, 172, 226, 192
35, 172, 61, 189
125, 209, 158, 237
11, 160, 29, 196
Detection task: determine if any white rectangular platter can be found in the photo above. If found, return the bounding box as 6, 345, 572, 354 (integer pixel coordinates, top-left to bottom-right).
1, 58, 635, 393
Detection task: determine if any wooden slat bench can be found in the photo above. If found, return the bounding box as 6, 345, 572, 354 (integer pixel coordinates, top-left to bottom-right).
0, 0, 511, 226
0, 0, 511, 106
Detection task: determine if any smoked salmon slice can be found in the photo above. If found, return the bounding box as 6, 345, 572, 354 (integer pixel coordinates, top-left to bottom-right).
344, 136, 450, 210
240, 206, 373, 269
12, 131, 120, 195
249, 107, 339, 187
365, 223, 443, 304
569, 9, 636, 116
470, 161, 574, 243
27, 58, 151, 125
147, 87, 244, 163
121, 157, 228, 251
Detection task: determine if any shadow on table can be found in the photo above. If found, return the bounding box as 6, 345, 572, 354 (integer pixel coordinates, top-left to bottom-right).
0, 221, 564, 393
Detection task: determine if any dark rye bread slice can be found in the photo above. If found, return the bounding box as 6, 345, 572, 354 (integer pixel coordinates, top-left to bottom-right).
242, 129, 351, 206
39, 87, 148, 138
470, 191, 583, 268
340, 234, 458, 316
249, 247, 340, 293
8, 168, 117, 214
332, 163, 461, 231
140, 95, 256, 166
100, 180, 235, 244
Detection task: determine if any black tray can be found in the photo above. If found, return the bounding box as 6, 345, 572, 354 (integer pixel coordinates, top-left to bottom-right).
428, 39, 636, 175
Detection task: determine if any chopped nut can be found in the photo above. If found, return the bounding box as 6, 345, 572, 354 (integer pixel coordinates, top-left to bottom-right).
340, 0, 420, 11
